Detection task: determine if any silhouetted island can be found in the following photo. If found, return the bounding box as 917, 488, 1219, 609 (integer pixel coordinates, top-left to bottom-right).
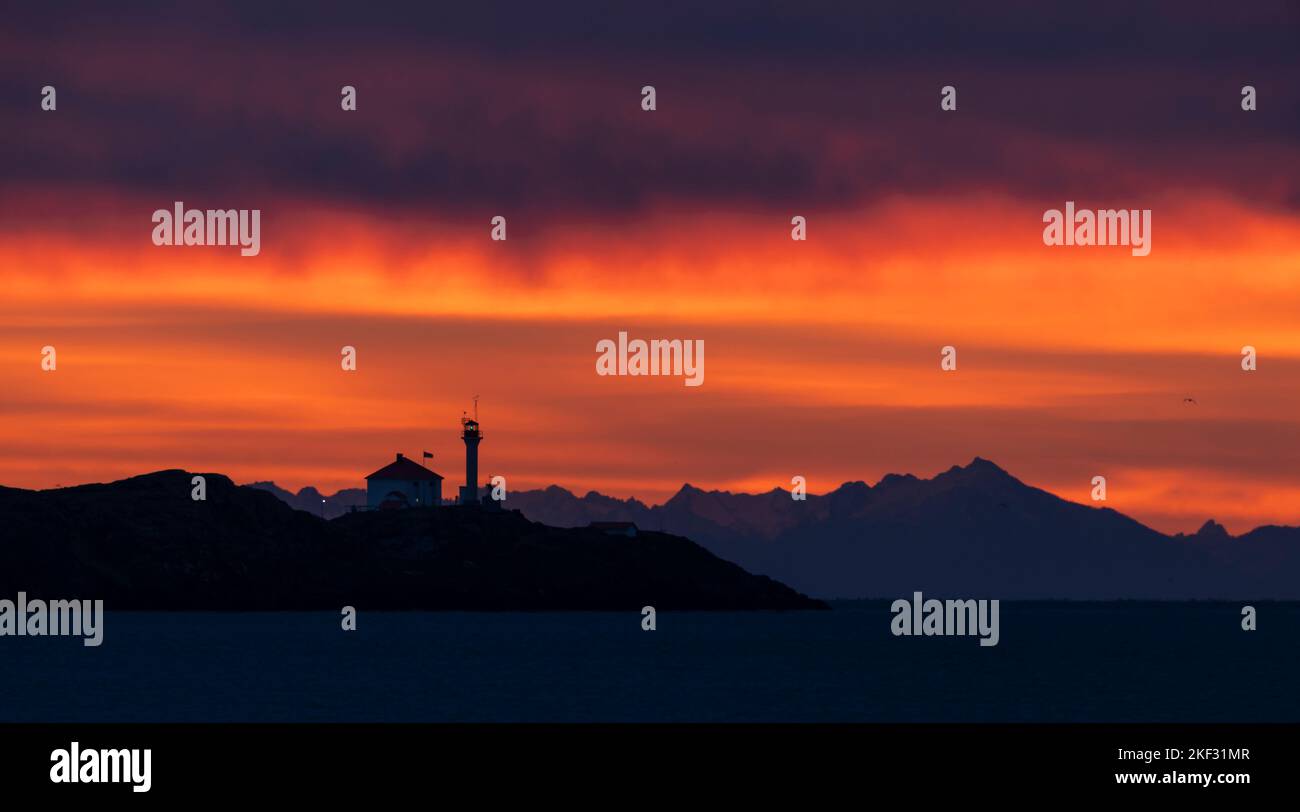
0, 470, 824, 611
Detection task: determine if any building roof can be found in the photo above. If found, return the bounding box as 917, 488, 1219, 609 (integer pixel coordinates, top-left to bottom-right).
365, 454, 444, 481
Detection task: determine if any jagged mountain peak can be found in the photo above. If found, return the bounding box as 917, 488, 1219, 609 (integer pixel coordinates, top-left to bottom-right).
940, 456, 1015, 479
875, 473, 916, 488
1194, 519, 1232, 540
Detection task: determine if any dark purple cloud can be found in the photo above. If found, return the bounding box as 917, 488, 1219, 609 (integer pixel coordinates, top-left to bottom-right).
1, 1, 1296, 222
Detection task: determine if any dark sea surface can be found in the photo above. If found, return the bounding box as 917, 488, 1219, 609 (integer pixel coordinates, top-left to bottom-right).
1, 602, 1294, 722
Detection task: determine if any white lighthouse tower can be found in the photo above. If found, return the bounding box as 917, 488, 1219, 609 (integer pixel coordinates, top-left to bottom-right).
458, 399, 482, 506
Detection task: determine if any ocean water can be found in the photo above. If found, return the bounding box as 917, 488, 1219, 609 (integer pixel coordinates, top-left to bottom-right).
1, 602, 1295, 722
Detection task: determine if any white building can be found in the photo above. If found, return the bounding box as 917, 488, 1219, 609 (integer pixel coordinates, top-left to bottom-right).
364, 453, 443, 509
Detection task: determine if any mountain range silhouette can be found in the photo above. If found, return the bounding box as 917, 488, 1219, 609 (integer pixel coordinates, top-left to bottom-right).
7, 460, 1293, 604
357, 457, 1297, 600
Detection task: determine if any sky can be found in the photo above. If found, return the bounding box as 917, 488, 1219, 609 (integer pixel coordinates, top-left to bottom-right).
2, 1, 1298, 534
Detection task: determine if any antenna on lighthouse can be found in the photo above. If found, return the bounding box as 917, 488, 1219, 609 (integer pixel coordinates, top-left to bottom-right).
473, 394, 480, 421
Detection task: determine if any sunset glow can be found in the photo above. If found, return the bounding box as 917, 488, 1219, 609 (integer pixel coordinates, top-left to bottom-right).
3, 7, 1298, 535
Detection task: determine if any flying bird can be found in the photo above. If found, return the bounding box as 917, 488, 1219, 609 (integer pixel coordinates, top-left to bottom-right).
1183, 397, 1197, 405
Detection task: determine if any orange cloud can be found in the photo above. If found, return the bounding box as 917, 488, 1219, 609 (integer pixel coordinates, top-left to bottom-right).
2, 192, 1299, 535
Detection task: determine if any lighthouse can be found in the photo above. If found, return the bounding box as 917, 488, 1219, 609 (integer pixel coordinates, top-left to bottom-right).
458, 415, 482, 506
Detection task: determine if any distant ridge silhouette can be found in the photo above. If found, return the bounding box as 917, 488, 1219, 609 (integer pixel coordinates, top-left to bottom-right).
459, 458, 1300, 600
248, 481, 366, 519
